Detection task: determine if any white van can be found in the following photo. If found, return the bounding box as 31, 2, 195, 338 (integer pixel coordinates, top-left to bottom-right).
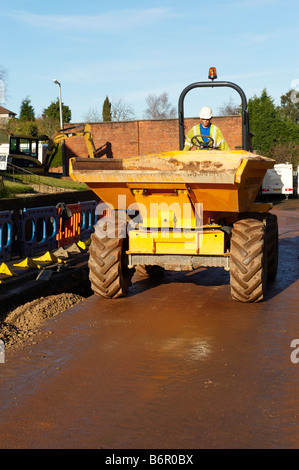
0, 143, 9, 156
261, 163, 293, 198
0, 154, 8, 170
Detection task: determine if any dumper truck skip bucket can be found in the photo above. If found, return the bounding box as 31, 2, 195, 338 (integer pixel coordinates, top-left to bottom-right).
69, 149, 278, 302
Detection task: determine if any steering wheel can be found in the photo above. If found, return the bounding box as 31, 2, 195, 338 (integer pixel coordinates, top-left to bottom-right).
191, 135, 214, 149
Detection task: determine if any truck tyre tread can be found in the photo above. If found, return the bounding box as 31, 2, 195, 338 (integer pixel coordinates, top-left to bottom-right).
230, 218, 267, 302
88, 217, 134, 299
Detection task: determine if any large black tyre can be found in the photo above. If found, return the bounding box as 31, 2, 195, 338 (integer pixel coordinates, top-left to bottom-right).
88, 215, 134, 298
230, 218, 267, 303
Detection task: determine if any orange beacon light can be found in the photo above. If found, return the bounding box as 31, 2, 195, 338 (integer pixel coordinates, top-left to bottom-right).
208, 67, 217, 80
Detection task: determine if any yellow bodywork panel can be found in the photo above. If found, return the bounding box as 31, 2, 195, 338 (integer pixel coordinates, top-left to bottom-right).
131, 189, 200, 229
128, 229, 225, 255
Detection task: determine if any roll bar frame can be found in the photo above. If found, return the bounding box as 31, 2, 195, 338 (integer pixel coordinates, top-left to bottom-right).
178, 80, 249, 151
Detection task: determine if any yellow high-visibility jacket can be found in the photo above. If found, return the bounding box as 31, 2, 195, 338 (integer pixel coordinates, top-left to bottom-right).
184, 123, 229, 151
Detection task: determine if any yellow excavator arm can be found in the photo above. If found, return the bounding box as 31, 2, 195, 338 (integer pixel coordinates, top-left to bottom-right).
44, 123, 96, 171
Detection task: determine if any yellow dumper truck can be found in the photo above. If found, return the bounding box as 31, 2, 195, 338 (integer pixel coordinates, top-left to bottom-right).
69, 69, 278, 302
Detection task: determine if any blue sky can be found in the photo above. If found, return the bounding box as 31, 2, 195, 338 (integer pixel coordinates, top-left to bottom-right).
1, 0, 299, 123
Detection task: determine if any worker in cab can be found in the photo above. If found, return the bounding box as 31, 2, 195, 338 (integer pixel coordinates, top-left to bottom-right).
183, 106, 229, 151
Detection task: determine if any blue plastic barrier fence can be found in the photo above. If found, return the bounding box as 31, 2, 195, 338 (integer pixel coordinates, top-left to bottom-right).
79, 200, 98, 240
20, 206, 59, 257
0, 210, 13, 262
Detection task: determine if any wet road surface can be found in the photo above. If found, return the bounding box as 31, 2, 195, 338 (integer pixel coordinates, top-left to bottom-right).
0, 208, 298, 449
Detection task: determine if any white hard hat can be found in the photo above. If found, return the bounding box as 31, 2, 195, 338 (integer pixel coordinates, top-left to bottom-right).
199, 106, 213, 119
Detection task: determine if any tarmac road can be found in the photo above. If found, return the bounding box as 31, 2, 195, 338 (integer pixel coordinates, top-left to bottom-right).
0, 208, 298, 450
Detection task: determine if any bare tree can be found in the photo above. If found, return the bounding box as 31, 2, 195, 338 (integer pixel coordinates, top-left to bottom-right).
111, 98, 135, 121
144, 92, 176, 119
0, 66, 8, 105
83, 107, 102, 122
269, 142, 299, 165
218, 97, 241, 116
83, 98, 135, 123
36, 116, 61, 138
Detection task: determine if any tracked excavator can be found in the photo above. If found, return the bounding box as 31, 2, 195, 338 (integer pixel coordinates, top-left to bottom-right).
69, 68, 278, 303
1, 123, 108, 173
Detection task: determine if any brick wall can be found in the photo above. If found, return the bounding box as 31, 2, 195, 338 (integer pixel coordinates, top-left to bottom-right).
65, 115, 242, 161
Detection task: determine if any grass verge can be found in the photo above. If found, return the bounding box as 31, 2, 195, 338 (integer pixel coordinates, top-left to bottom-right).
0, 179, 35, 198
0, 174, 88, 198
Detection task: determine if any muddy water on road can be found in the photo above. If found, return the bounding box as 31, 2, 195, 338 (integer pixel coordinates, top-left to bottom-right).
0, 209, 298, 449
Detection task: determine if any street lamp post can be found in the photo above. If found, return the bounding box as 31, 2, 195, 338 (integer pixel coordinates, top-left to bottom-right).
53, 79, 63, 130
53, 78, 67, 175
